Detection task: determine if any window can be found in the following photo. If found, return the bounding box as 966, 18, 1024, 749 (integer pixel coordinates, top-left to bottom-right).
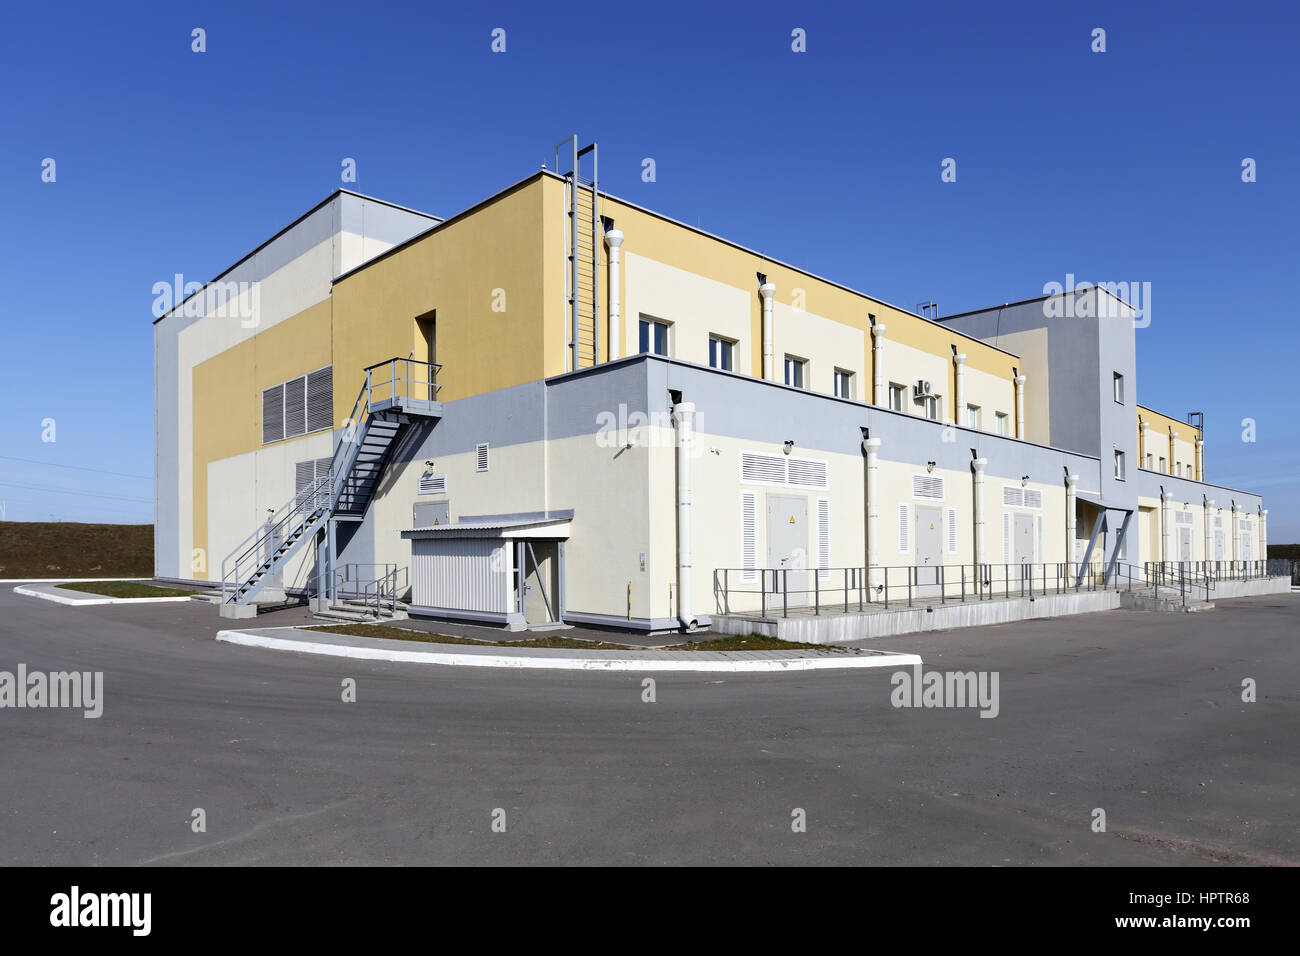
783, 355, 806, 389
1158, 456, 1166, 473
1113, 371, 1125, 404
1114, 450, 1126, 480
833, 368, 853, 399
888, 383, 906, 412
263, 366, 333, 444
923, 395, 941, 421
708, 335, 735, 371
1145, 453, 1153, 469
967, 404, 980, 428
639, 317, 669, 356
476, 442, 490, 472
995, 412, 1008, 435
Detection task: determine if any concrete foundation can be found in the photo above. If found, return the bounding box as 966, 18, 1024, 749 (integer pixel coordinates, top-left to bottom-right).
713, 590, 1122, 643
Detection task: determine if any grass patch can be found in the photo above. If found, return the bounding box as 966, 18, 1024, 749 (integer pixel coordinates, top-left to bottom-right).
309, 623, 839, 652
57, 581, 198, 598
669, 632, 845, 652
0, 522, 153, 579
309, 623, 636, 650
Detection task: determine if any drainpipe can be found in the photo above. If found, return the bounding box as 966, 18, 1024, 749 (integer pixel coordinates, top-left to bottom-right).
673, 402, 697, 630
1204, 498, 1214, 563
604, 229, 624, 361
1161, 492, 1172, 563
1065, 473, 1078, 566
973, 457, 988, 569
760, 283, 776, 380
864, 437, 882, 596
871, 323, 888, 405
954, 353, 967, 424
1013, 375, 1027, 439
1140, 420, 1149, 468
1231, 503, 1239, 565
1194, 436, 1203, 481
1260, 508, 1268, 562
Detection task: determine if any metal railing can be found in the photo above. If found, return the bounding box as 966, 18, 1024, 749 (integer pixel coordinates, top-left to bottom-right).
712, 559, 1231, 618
220, 358, 440, 606
334, 563, 408, 618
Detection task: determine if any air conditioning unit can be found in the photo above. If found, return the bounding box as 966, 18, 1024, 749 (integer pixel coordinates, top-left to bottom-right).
913, 379, 935, 398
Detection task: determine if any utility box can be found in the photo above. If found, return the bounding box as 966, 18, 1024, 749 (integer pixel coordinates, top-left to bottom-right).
413, 500, 450, 528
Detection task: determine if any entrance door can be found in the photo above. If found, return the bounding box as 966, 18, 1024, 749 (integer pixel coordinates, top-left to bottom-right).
915, 505, 943, 598
767, 495, 808, 606
1178, 527, 1193, 562
1214, 530, 1224, 561
416, 313, 437, 399
1014, 513, 1035, 585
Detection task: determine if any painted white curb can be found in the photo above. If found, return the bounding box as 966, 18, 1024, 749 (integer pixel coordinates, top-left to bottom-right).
216, 629, 923, 673
0, 577, 149, 584
12, 585, 193, 606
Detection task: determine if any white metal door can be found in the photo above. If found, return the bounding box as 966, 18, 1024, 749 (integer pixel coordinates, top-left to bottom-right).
767, 495, 809, 605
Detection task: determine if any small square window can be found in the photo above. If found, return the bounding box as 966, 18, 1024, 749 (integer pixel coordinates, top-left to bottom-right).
1114, 450, 1126, 480
639, 317, 669, 356
967, 404, 980, 428
1113, 371, 1125, 404
833, 368, 853, 399
784, 355, 806, 389
995, 412, 1008, 435
888, 383, 905, 412
708, 335, 734, 371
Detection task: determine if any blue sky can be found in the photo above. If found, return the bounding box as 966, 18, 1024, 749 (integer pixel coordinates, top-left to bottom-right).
1, 0, 1297, 537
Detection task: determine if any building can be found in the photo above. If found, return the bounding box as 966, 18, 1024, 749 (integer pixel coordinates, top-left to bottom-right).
154, 143, 1271, 628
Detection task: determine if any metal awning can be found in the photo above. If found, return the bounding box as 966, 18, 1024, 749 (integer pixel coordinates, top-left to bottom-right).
401, 510, 573, 540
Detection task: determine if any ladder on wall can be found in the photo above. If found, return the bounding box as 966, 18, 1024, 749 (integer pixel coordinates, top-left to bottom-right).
219, 358, 442, 609
556, 136, 599, 370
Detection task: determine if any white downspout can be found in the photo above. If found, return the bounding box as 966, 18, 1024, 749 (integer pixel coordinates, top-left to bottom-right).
760, 283, 776, 380
1170, 429, 1179, 475
973, 457, 988, 569
1161, 492, 1172, 563
673, 402, 696, 630
1140, 420, 1149, 468
604, 229, 624, 361
954, 353, 967, 424
1260, 508, 1268, 562
1065, 473, 1078, 566
1195, 436, 1203, 481
872, 323, 888, 405
864, 437, 882, 597
1204, 498, 1214, 564
1231, 504, 1240, 566
1013, 374, 1027, 439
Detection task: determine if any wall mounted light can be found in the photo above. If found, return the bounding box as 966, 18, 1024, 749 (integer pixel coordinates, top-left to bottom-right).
926, 461, 936, 473
1021, 475, 1030, 487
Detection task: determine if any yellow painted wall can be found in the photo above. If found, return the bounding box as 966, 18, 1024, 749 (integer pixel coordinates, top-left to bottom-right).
190, 299, 334, 572
1138, 404, 1202, 477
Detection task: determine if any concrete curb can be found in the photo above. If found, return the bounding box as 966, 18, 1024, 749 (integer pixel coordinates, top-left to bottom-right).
216, 627, 924, 673
12, 584, 194, 606
0, 577, 149, 584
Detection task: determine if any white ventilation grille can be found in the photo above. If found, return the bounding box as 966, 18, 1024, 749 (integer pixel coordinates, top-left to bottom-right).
740, 451, 829, 489
740, 492, 758, 582
1035, 514, 1043, 562
295, 457, 332, 508
947, 507, 958, 555
741, 452, 786, 485
1175, 510, 1194, 525
912, 474, 945, 499
789, 458, 829, 489
1023, 488, 1043, 509
283, 376, 307, 439
262, 366, 334, 444
1002, 512, 1011, 563
476, 443, 490, 472
1213, 515, 1223, 530
418, 474, 448, 495
1002, 486, 1023, 507
898, 503, 910, 553
817, 498, 831, 579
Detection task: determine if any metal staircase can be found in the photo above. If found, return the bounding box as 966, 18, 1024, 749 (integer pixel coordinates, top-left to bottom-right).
220, 358, 441, 612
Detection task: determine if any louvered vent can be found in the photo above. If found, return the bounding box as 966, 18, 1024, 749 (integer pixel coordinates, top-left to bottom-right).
476, 443, 490, 472
1002, 486, 1024, 507
817, 498, 830, 579
283, 376, 307, 439
789, 458, 829, 489
1023, 488, 1043, 509
262, 384, 284, 444
913, 474, 944, 499
740, 492, 757, 582
947, 507, 958, 554
306, 367, 333, 433
741, 452, 786, 485
898, 503, 910, 553
419, 474, 448, 495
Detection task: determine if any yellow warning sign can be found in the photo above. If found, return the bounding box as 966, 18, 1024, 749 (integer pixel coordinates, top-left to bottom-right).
929, 523, 935, 529
789, 516, 796, 524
